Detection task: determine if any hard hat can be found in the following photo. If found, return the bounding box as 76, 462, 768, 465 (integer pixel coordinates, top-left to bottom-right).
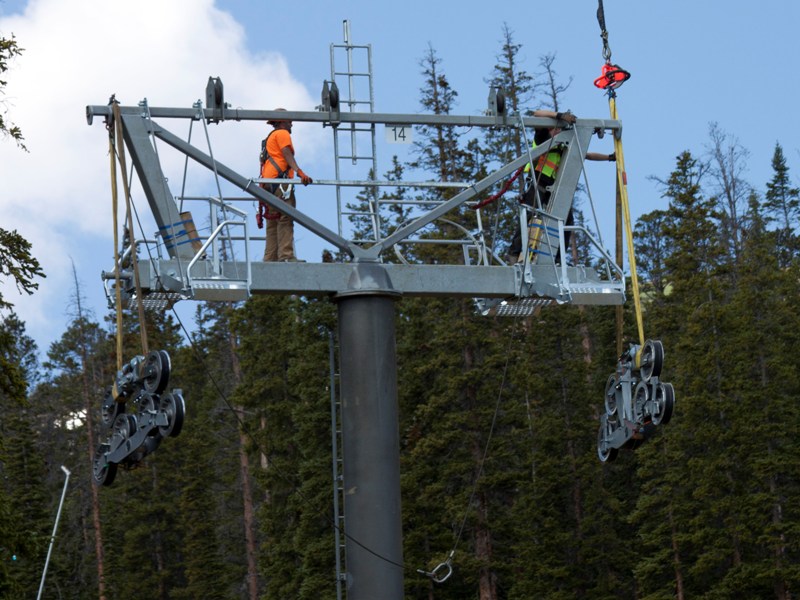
267, 108, 288, 125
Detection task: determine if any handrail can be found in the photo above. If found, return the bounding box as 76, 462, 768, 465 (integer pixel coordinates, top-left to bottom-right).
186, 219, 251, 296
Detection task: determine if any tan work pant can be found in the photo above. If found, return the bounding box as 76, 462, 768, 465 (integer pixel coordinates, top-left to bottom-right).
263, 189, 297, 262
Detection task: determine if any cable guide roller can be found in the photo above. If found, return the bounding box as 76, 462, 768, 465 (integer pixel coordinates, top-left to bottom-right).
93, 350, 186, 486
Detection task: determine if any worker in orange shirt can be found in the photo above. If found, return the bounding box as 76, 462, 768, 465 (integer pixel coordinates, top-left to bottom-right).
260, 108, 313, 262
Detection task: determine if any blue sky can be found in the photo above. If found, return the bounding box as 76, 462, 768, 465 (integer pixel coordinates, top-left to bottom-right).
1, 0, 799, 359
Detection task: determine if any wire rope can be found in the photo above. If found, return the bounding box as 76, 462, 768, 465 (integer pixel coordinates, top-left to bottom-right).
166, 304, 408, 573
420, 318, 519, 583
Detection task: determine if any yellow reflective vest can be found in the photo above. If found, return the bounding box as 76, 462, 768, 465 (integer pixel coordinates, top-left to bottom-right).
524, 141, 561, 178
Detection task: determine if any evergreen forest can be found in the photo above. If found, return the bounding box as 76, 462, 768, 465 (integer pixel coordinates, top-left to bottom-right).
2, 27, 800, 600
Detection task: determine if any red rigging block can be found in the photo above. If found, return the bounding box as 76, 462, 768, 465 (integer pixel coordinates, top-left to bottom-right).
594, 63, 631, 90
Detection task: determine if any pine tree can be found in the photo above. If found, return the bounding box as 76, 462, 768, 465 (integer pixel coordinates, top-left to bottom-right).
481, 24, 537, 257
634, 209, 671, 296
89, 309, 189, 599
157, 303, 248, 600
347, 158, 412, 250
763, 142, 800, 265
231, 294, 339, 598
0, 32, 26, 148
710, 195, 800, 598
0, 315, 50, 598
630, 150, 763, 598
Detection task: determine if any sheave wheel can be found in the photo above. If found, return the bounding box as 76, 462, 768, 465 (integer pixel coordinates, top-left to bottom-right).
651, 382, 675, 426
93, 444, 117, 486
604, 373, 619, 416
101, 389, 124, 427
634, 381, 649, 424
109, 413, 136, 453
142, 350, 171, 395
158, 392, 185, 438
597, 418, 618, 463
639, 340, 664, 382
137, 392, 158, 415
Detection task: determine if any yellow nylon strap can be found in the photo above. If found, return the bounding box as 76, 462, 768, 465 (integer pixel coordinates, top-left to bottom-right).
615, 176, 624, 357
108, 112, 123, 372
609, 97, 646, 361
112, 103, 149, 356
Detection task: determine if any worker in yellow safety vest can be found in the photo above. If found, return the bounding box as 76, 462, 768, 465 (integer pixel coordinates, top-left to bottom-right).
508, 109, 615, 262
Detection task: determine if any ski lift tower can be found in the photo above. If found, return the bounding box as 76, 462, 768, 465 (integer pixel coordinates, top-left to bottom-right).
86, 26, 625, 600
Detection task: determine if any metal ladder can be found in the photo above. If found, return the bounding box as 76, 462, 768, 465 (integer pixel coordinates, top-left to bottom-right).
330, 20, 380, 242
328, 332, 345, 599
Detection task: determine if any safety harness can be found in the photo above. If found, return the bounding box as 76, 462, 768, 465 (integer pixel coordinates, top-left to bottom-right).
256, 130, 291, 229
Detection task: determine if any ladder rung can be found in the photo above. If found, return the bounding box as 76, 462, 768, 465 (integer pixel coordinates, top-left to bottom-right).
335, 124, 374, 130
333, 71, 371, 77
336, 155, 377, 161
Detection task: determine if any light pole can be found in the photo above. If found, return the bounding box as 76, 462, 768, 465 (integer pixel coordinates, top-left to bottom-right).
37, 465, 71, 600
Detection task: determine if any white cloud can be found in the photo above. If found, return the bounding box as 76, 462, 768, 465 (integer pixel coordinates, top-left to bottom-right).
0, 0, 325, 354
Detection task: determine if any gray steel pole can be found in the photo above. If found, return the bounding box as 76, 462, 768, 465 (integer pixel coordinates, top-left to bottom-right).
336, 264, 404, 599
37, 465, 71, 600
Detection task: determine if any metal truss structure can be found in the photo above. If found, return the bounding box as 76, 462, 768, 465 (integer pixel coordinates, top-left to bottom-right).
86, 99, 625, 313
86, 60, 627, 599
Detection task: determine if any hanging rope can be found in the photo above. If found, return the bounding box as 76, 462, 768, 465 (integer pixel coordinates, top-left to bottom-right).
609, 98, 644, 350
106, 97, 124, 372
419, 319, 518, 584
112, 102, 149, 355
594, 0, 644, 357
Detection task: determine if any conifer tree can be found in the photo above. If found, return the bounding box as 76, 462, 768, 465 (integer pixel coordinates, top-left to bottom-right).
0, 315, 49, 598
630, 150, 755, 598
347, 158, 412, 250
764, 142, 800, 265
90, 310, 188, 599
403, 44, 479, 266
764, 142, 800, 231
0, 32, 26, 148
712, 195, 800, 598
410, 45, 467, 188
481, 24, 536, 257
231, 294, 338, 598
633, 209, 671, 296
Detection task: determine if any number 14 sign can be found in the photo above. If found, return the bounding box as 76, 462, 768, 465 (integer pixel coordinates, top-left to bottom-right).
385, 125, 413, 144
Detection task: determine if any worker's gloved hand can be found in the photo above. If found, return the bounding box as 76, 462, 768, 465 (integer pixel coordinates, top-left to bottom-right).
608, 152, 616, 162
297, 169, 313, 186
556, 111, 577, 124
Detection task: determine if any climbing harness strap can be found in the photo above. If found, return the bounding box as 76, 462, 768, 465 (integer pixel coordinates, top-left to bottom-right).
256, 130, 292, 228
471, 166, 525, 210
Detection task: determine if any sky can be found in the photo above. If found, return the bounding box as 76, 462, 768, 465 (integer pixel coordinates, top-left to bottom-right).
1, 0, 799, 361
